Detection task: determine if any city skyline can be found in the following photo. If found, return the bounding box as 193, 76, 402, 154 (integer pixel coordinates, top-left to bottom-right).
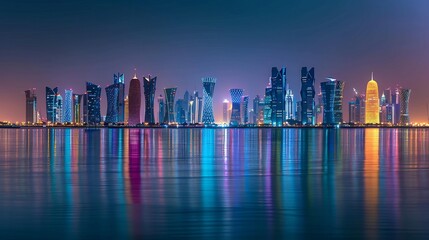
1, 1, 428, 122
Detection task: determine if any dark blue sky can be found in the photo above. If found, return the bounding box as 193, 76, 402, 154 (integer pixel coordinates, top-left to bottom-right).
1, 0, 428, 122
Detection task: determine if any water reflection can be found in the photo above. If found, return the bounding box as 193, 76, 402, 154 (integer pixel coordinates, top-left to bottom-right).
0, 128, 428, 239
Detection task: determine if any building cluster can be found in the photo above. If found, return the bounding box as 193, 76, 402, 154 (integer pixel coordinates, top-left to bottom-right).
23, 68, 411, 126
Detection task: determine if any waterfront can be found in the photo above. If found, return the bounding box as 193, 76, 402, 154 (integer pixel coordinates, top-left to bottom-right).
0, 128, 428, 239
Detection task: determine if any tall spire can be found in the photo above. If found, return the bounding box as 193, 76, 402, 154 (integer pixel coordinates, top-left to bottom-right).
371, 72, 374, 80
133, 68, 138, 79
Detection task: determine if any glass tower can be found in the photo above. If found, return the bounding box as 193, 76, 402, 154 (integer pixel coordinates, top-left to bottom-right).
46, 87, 58, 123
300, 67, 316, 125
229, 88, 243, 126
164, 88, 177, 123
365, 74, 380, 124
86, 82, 102, 125
128, 74, 141, 126
105, 83, 119, 123
72, 94, 82, 123
25, 89, 37, 124
114, 73, 125, 123
63, 89, 73, 123
399, 88, 411, 125
241, 95, 249, 124
270, 67, 286, 126
202, 77, 216, 124
158, 95, 164, 123
143, 75, 157, 124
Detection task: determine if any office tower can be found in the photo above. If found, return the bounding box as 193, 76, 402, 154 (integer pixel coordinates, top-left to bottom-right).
202, 77, 216, 124
270, 67, 286, 126
252, 95, 260, 124
25, 89, 37, 123
349, 101, 357, 123
143, 75, 157, 124
46, 87, 58, 122
383, 88, 392, 105
392, 88, 400, 124
321, 78, 344, 125
197, 95, 203, 123
164, 88, 177, 123
296, 101, 302, 122
63, 89, 73, 123
83, 93, 88, 123
86, 82, 102, 124
264, 86, 272, 125
183, 91, 190, 122
175, 99, 186, 124
223, 99, 229, 123
300, 67, 316, 125
316, 91, 323, 124
72, 94, 82, 123
158, 95, 164, 123
56, 94, 63, 123
229, 88, 243, 126
128, 74, 141, 125
399, 88, 411, 125
365, 74, 380, 124
105, 83, 119, 123
285, 89, 294, 120
114, 73, 125, 123
124, 96, 129, 124
334, 80, 345, 123
241, 95, 249, 124
380, 93, 386, 106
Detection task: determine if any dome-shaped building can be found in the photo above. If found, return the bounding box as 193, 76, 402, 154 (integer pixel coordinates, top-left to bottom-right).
365, 74, 380, 124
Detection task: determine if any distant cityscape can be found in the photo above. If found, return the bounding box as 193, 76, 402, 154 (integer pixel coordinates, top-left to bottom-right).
20, 67, 413, 127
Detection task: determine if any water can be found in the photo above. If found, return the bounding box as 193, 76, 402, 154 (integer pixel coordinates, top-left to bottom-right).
0, 128, 428, 239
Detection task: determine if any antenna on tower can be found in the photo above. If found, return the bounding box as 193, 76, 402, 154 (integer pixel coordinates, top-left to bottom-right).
371, 72, 374, 80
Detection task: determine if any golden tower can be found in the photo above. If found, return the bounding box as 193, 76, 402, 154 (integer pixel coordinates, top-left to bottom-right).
365, 73, 380, 124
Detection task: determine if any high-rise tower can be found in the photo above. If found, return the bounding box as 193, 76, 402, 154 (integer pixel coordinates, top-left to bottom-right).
86, 82, 102, 124
114, 73, 125, 123
223, 99, 229, 123
300, 67, 316, 125
63, 89, 73, 123
321, 78, 344, 124
202, 77, 216, 124
72, 94, 82, 123
143, 75, 157, 124
158, 95, 164, 123
25, 89, 37, 124
365, 73, 380, 124
128, 74, 141, 126
270, 67, 286, 126
229, 89, 243, 126
46, 87, 58, 123
164, 88, 177, 123
105, 83, 119, 123
399, 88, 411, 125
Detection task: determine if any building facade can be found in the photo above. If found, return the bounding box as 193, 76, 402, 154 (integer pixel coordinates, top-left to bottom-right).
143, 75, 157, 124
164, 88, 177, 123
365, 75, 380, 124
63, 89, 73, 123
105, 83, 119, 124
202, 77, 216, 124
223, 99, 229, 123
72, 94, 82, 123
86, 82, 102, 124
300, 67, 316, 125
158, 95, 164, 123
114, 73, 125, 123
46, 87, 58, 123
25, 89, 37, 124
399, 88, 411, 125
270, 67, 286, 126
229, 88, 243, 126
128, 74, 141, 125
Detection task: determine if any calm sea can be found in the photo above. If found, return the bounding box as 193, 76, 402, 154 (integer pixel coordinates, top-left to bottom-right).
0, 128, 428, 239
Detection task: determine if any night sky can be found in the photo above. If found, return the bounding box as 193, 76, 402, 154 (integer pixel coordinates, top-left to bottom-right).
1, 0, 428, 122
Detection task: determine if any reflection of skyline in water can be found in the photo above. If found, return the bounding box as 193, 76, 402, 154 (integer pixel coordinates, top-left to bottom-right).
0, 128, 428, 238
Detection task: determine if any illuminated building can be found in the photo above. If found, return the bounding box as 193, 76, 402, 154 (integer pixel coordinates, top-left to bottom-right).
25, 88, 37, 123
202, 77, 216, 124
321, 79, 336, 124
128, 74, 141, 125
164, 88, 177, 123
333, 80, 345, 123
365, 74, 380, 124
124, 96, 129, 124
105, 83, 119, 123
285, 87, 294, 120
316, 91, 323, 124
223, 99, 229, 123
143, 75, 157, 124
46, 87, 58, 122
241, 95, 249, 124
114, 73, 125, 123
72, 94, 82, 123
56, 94, 63, 123
349, 89, 365, 124
158, 95, 164, 123
300, 67, 316, 125
270, 67, 286, 126
399, 88, 411, 125
63, 89, 73, 123
229, 88, 243, 126
86, 82, 101, 124
264, 86, 272, 125
392, 88, 400, 124
175, 99, 186, 124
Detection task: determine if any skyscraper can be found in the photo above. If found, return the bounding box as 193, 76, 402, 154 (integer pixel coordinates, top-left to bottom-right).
164, 88, 177, 123
143, 75, 157, 124
300, 67, 316, 125
128, 74, 141, 126
114, 73, 125, 123
25, 89, 37, 124
72, 94, 82, 123
158, 95, 164, 123
229, 88, 243, 126
86, 82, 102, 125
320, 78, 344, 125
223, 99, 229, 123
202, 77, 216, 124
56, 94, 63, 123
46, 87, 58, 123
241, 95, 249, 124
105, 83, 119, 123
349, 88, 365, 124
270, 67, 286, 126
252, 95, 260, 124
264, 85, 272, 125
63, 89, 73, 123
175, 99, 186, 124
365, 74, 380, 124
124, 96, 129, 124
399, 88, 411, 125
285, 88, 294, 120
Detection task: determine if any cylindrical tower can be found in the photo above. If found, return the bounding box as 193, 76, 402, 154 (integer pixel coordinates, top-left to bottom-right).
365, 74, 380, 124
128, 74, 141, 125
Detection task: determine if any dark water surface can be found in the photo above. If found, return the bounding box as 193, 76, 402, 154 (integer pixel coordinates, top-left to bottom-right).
0, 128, 428, 239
